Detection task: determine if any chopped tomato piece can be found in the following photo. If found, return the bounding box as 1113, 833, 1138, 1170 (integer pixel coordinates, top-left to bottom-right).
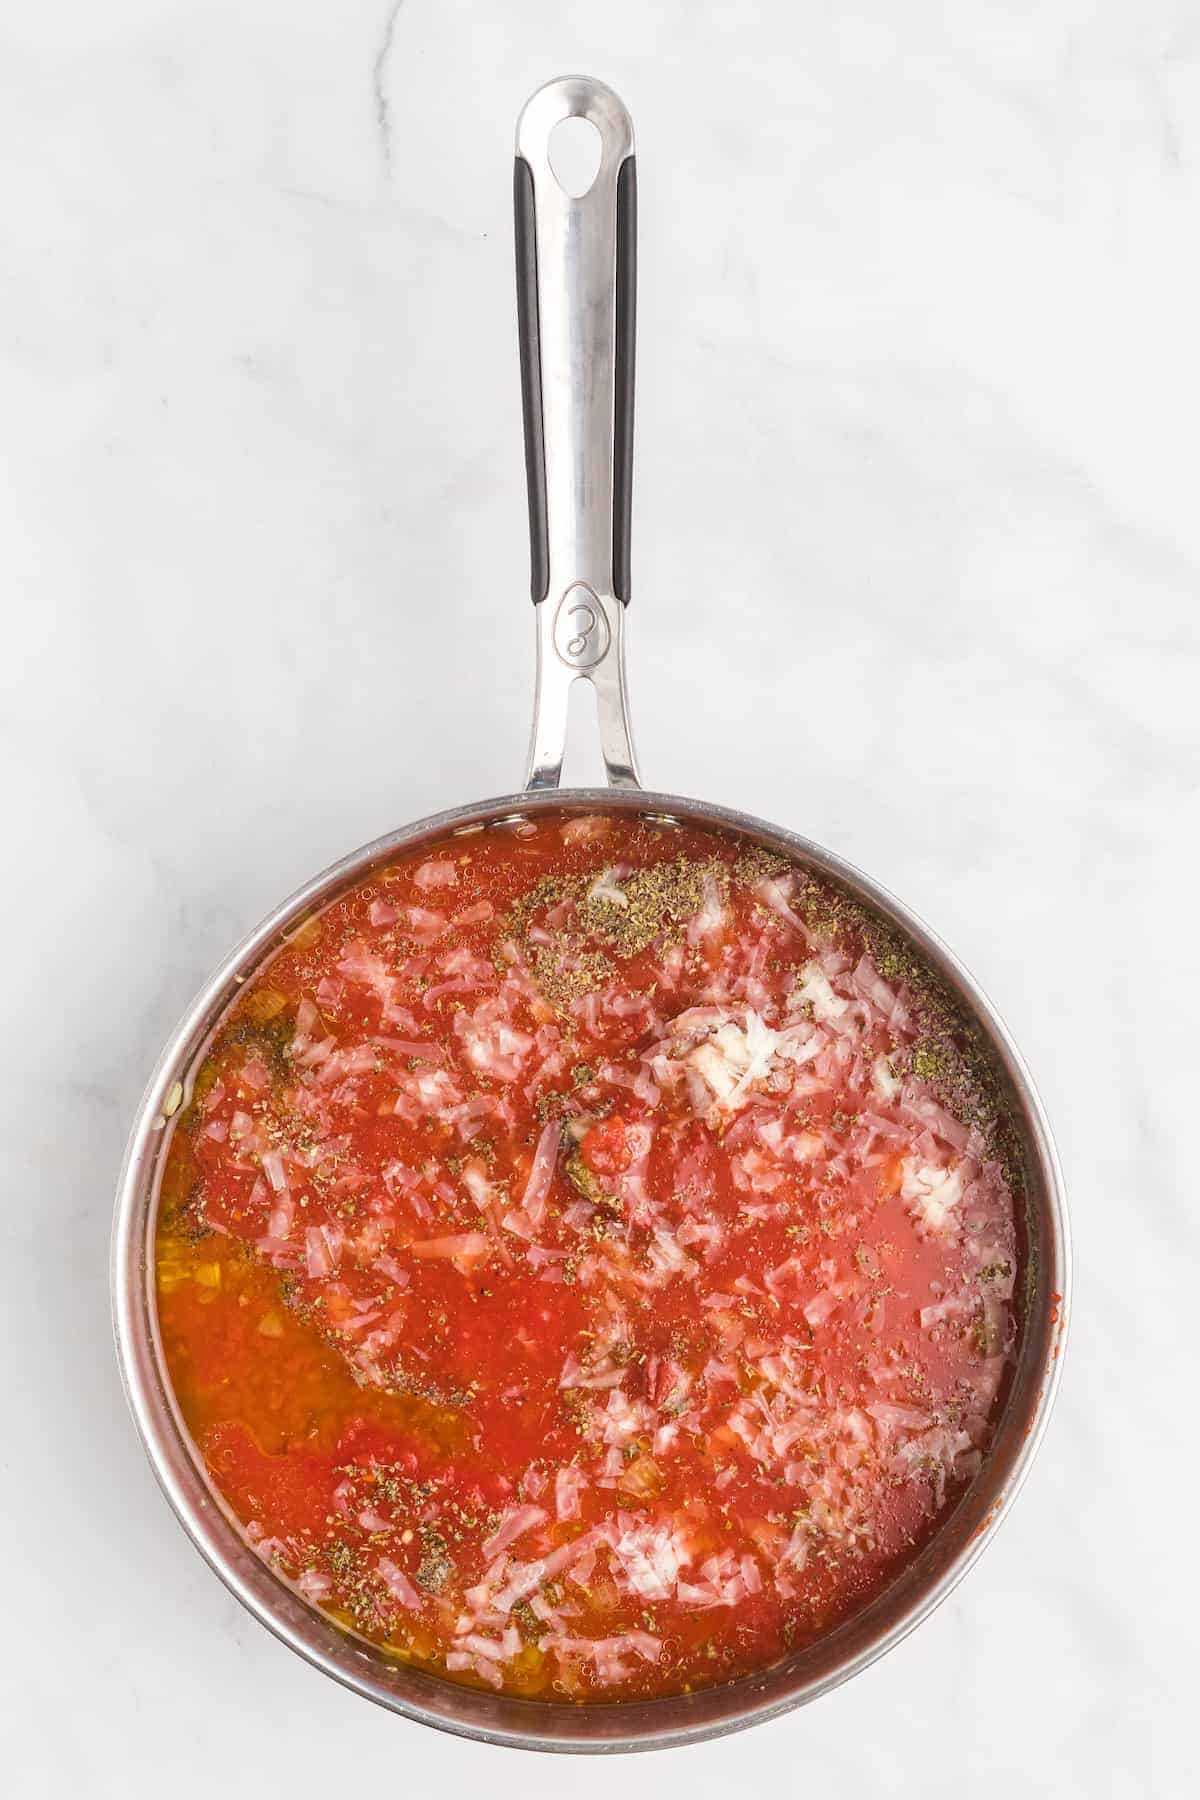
580, 1113, 635, 1176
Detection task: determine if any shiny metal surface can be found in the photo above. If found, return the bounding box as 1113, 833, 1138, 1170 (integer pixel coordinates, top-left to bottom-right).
111, 76, 1070, 1755
529, 587, 638, 790
517, 78, 639, 791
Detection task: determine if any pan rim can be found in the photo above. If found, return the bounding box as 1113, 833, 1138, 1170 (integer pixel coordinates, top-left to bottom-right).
111, 784, 1071, 1753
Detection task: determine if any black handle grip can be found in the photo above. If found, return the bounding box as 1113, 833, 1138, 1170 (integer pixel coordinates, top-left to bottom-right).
514, 156, 550, 604
612, 156, 637, 605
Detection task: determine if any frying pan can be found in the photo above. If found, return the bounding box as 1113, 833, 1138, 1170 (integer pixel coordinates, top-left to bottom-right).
111, 76, 1070, 1753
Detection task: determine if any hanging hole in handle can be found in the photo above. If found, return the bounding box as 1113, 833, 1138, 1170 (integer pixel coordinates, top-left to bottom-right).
547, 114, 603, 197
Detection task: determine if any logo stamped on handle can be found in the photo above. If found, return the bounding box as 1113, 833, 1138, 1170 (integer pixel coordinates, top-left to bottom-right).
553, 583, 610, 670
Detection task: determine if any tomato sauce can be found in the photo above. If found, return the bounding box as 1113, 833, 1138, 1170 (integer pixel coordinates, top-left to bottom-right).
155, 811, 1020, 1700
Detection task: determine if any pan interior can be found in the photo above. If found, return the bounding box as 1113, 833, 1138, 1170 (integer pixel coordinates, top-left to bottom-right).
113, 785, 1067, 1752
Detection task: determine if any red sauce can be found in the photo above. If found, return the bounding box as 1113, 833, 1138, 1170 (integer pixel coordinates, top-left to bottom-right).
156, 811, 1019, 1700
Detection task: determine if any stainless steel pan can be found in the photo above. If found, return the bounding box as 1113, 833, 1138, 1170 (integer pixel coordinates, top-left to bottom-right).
112, 75, 1070, 1754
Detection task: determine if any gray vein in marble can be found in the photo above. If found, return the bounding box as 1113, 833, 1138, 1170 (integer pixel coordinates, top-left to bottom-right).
372, 0, 406, 172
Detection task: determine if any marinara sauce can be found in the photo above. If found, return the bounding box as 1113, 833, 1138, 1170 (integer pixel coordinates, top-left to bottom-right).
155, 812, 1020, 1700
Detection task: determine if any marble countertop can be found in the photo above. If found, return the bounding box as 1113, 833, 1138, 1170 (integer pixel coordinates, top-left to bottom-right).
2, 2, 1194, 1793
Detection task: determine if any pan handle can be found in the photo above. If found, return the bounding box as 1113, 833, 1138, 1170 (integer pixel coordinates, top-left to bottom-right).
515, 76, 641, 791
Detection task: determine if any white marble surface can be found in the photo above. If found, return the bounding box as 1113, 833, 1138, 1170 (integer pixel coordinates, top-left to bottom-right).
2, 1, 1196, 1792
